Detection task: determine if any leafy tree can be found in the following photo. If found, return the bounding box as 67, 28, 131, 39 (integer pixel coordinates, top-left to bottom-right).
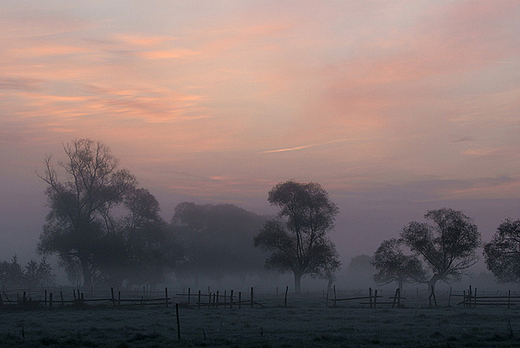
172, 202, 268, 285
38, 139, 136, 287
400, 208, 481, 288
483, 219, 520, 283
38, 139, 181, 288
94, 187, 183, 288
371, 238, 427, 290
254, 180, 340, 293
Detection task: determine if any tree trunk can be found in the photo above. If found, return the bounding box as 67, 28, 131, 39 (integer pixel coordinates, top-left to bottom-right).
428, 273, 441, 290
398, 279, 403, 291
294, 272, 302, 294
79, 257, 92, 288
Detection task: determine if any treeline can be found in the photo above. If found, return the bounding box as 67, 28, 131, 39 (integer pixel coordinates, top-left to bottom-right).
34, 139, 520, 292
0, 256, 55, 288
35, 139, 275, 289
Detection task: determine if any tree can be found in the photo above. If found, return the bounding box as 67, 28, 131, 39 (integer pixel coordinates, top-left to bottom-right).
0, 256, 25, 288
371, 238, 427, 290
24, 257, 55, 288
172, 202, 269, 285
37, 139, 180, 288
400, 208, 481, 288
94, 187, 183, 288
483, 219, 520, 283
254, 180, 340, 293
0, 256, 55, 289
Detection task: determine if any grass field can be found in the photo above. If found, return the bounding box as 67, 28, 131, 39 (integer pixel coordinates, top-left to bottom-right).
1, 289, 520, 347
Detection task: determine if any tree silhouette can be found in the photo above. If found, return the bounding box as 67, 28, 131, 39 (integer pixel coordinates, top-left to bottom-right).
172, 202, 268, 285
400, 208, 481, 288
254, 181, 340, 293
38, 139, 181, 288
484, 219, 520, 283
371, 238, 427, 290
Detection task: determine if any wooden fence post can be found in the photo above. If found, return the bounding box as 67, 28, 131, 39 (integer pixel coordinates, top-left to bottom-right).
118, 291, 121, 307
238, 292, 242, 309
284, 286, 288, 308
333, 285, 337, 307
251, 287, 254, 308
369, 288, 373, 309
374, 290, 378, 309
176, 303, 181, 340
230, 290, 234, 309
60, 292, 64, 306
188, 288, 191, 307
448, 287, 452, 307
165, 287, 169, 308
216, 291, 219, 308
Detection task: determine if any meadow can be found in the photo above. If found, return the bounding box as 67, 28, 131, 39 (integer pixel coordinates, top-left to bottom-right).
1, 288, 520, 347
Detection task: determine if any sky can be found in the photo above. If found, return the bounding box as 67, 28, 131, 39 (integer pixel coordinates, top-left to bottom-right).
1, 0, 520, 272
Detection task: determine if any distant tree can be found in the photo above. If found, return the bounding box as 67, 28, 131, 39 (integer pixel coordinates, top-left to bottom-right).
0, 256, 25, 288
400, 208, 481, 288
254, 181, 340, 293
24, 257, 55, 288
484, 219, 520, 283
371, 238, 427, 290
0, 256, 54, 288
346, 254, 374, 273
172, 202, 268, 285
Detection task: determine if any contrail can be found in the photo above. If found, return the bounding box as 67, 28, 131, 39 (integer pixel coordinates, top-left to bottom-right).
260, 138, 350, 154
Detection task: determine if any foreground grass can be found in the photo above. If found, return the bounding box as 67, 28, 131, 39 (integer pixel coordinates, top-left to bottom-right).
1, 294, 520, 347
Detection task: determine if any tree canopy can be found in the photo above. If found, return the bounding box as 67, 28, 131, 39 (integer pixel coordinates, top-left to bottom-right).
38, 139, 181, 288
484, 219, 520, 283
254, 180, 340, 293
400, 208, 481, 287
371, 238, 427, 290
172, 202, 269, 284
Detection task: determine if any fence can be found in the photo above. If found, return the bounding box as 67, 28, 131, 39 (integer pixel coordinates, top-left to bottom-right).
2, 284, 520, 311
453, 286, 520, 309
0, 286, 173, 309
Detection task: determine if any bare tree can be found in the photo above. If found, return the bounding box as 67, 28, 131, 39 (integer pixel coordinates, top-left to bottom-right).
254, 180, 340, 293
400, 208, 481, 288
484, 219, 520, 283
